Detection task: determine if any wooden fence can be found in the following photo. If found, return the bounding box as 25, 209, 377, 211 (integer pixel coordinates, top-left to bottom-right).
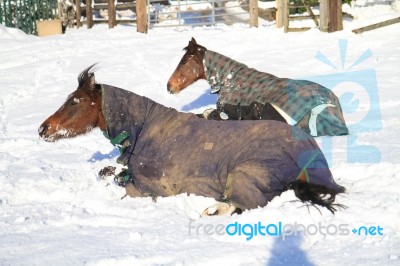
0, 0, 59, 34
77, 0, 259, 33
276, 0, 343, 33
145, 0, 256, 30
1, 0, 348, 35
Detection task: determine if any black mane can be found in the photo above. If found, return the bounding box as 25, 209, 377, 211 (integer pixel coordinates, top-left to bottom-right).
78, 63, 98, 88
183, 43, 207, 56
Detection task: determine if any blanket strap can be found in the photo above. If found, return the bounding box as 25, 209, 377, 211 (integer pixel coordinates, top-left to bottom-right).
103, 130, 133, 184
103, 130, 129, 146
114, 168, 131, 186
103, 130, 130, 154
297, 169, 311, 184
221, 173, 235, 202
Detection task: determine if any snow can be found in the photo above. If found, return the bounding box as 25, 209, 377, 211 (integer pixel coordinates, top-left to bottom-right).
168, 0, 213, 10
1, 3, 400, 265
344, 0, 400, 28
258, 1, 277, 9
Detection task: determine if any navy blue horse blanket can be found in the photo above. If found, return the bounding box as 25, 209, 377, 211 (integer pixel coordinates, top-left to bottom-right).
102, 84, 345, 212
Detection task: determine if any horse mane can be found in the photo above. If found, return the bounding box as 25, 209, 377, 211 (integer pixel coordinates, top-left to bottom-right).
78, 63, 98, 88
183, 42, 207, 55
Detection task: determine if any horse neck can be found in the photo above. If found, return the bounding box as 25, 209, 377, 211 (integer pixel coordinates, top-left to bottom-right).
203, 50, 247, 92
102, 85, 147, 137
101, 84, 177, 138
96, 89, 107, 131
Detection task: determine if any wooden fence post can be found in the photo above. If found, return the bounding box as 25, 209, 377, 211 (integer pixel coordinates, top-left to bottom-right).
86, 0, 93, 29
108, 0, 116, 28
136, 0, 148, 33
276, 0, 283, 28
329, 0, 343, 32
282, 0, 288, 32
75, 0, 81, 28
319, 0, 328, 32
320, 0, 343, 32
249, 0, 258, 27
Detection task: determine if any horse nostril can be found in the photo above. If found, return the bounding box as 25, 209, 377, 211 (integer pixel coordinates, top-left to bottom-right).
167, 83, 177, 94
38, 125, 48, 137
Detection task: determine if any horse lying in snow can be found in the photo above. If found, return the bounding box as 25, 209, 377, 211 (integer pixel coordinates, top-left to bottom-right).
39, 65, 345, 215
167, 38, 349, 137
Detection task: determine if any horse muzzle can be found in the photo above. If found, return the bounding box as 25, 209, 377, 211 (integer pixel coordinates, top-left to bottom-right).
38, 124, 49, 138
167, 83, 175, 94
38, 123, 59, 142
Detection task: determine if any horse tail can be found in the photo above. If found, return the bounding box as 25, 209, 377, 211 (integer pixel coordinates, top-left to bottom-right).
288, 179, 346, 214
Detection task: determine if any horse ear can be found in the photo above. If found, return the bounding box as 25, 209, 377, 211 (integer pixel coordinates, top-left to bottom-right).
78, 64, 98, 92
80, 72, 96, 91
188, 38, 197, 53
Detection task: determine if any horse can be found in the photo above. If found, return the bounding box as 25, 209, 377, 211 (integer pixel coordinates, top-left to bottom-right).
167, 37, 349, 137
39, 65, 345, 216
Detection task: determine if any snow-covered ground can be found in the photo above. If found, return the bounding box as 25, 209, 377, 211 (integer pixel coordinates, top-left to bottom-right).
1, 3, 400, 265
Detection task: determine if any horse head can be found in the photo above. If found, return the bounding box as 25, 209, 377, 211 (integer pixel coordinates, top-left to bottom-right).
167, 37, 207, 94
38, 65, 106, 142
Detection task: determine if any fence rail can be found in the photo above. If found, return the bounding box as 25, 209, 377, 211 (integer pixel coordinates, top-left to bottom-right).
0, 0, 255, 34
0, 0, 59, 35
147, 0, 250, 28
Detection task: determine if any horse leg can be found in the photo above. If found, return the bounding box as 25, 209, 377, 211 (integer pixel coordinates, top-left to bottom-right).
98, 165, 116, 179
195, 108, 221, 119
202, 202, 239, 217
234, 102, 287, 121
259, 102, 286, 122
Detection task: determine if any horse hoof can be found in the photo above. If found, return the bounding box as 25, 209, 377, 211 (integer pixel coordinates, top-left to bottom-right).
202, 108, 215, 119
98, 166, 116, 179
202, 202, 237, 217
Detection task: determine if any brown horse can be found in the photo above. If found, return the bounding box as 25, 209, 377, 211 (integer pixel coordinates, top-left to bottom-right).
39, 65, 345, 216
167, 38, 349, 137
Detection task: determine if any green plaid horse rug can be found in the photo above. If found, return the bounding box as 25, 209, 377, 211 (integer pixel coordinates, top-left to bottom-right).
203, 50, 349, 137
